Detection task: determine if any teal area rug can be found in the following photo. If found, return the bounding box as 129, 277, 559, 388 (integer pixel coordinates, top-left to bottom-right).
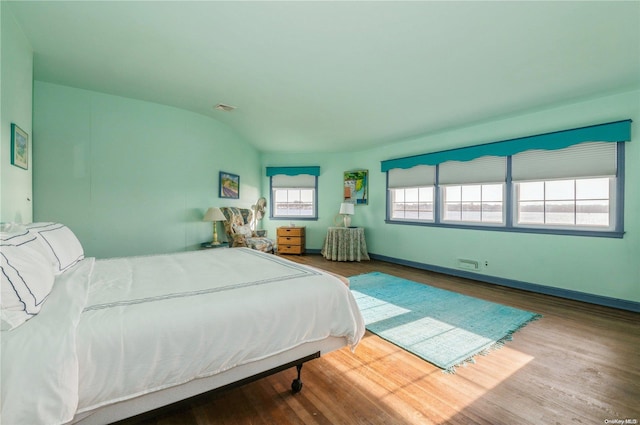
349, 272, 541, 372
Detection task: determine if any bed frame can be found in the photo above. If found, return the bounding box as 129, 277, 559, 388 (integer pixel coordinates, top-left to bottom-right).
71, 336, 346, 424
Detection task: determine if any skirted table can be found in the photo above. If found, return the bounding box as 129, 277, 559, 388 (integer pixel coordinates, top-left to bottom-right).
321, 227, 370, 262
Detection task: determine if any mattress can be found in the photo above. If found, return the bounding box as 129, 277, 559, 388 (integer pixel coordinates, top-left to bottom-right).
1, 248, 365, 425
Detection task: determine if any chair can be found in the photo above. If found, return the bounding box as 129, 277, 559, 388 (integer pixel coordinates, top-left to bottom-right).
219, 207, 275, 253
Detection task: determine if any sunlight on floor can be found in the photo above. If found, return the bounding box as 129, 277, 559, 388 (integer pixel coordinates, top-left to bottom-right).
434, 346, 536, 424
326, 339, 535, 425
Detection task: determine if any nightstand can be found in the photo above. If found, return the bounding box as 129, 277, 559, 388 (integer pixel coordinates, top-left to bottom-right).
277, 226, 306, 255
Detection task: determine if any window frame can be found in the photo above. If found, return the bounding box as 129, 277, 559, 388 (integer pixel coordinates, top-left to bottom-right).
269, 176, 319, 221
440, 183, 506, 226
389, 186, 435, 223
385, 142, 625, 238
513, 177, 616, 232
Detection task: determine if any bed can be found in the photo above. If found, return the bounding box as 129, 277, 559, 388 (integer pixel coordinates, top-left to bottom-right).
1, 223, 365, 425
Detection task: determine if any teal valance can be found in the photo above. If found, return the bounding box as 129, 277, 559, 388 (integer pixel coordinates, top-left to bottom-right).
266, 166, 320, 177
381, 120, 631, 172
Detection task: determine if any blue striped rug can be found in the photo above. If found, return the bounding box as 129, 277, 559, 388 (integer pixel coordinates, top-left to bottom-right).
349, 272, 541, 372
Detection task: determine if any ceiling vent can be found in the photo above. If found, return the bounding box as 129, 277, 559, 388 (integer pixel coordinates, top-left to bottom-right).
214, 103, 237, 112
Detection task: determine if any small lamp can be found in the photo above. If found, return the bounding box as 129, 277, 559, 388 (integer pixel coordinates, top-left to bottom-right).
203, 207, 226, 245
339, 202, 355, 227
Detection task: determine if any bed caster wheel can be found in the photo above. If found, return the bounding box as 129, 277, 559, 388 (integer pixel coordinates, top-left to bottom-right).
291, 378, 303, 393
291, 363, 304, 393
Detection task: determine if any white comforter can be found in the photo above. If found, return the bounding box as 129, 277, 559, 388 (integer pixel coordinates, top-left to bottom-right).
1, 248, 365, 425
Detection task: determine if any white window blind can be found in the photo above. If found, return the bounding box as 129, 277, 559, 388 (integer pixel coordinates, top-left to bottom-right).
512, 142, 617, 182
271, 174, 316, 188
439, 156, 506, 185
388, 165, 436, 188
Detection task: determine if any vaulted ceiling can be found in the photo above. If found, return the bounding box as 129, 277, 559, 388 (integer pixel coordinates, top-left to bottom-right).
8, 1, 640, 153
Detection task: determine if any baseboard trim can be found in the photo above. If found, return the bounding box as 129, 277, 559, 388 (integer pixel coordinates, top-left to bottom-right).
368, 253, 640, 313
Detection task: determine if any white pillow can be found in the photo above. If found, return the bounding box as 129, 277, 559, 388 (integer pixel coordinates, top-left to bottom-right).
233, 223, 253, 238
0, 222, 26, 233
26, 223, 85, 275
0, 232, 56, 331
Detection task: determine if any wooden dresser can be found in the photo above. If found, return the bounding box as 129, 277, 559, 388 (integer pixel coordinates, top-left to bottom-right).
277, 226, 306, 255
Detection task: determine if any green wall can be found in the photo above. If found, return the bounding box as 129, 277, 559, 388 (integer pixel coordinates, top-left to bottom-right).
1, 3, 33, 223
262, 89, 640, 304
30, 74, 639, 304
33, 81, 261, 258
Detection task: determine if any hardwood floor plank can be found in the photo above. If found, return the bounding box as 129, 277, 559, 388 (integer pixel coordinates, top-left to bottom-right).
116, 254, 639, 425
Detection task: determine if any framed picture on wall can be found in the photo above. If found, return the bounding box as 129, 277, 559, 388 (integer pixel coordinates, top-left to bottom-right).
219, 171, 240, 199
344, 169, 368, 205
11, 123, 28, 170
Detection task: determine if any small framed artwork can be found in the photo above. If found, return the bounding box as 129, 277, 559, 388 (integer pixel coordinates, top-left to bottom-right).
11, 124, 28, 170
219, 171, 240, 199
344, 169, 368, 205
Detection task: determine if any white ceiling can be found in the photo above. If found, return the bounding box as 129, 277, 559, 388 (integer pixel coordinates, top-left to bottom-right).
8, 1, 640, 153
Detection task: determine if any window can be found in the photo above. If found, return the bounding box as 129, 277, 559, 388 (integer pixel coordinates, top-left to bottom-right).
442, 184, 504, 224
438, 155, 506, 225
267, 167, 319, 220
390, 187, 434, 221
515, 177, 613, 229
381, 120, 629, 237
512, 141, 618, 231
273, 187, 315, 217
387, 165, 435, 222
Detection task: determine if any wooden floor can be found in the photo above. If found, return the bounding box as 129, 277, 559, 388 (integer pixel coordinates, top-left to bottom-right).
121, 254, 639, 425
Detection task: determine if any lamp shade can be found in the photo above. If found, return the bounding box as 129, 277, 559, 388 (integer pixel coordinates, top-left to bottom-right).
203, 207, 226, 222
339, 202, 355, 215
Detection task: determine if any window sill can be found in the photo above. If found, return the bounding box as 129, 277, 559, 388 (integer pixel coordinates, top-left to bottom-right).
270, 216, 318, 221
385, 219, 624, 238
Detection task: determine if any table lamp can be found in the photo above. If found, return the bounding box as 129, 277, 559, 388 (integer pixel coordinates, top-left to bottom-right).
339, 202, 355, 227
203, 207, 226, 245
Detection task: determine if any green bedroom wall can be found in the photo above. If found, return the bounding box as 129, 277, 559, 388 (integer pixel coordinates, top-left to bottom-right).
261, 89, 640, 304
33, 81, 261, 258
0, 3, 33, 223
30, 74, 638, 304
